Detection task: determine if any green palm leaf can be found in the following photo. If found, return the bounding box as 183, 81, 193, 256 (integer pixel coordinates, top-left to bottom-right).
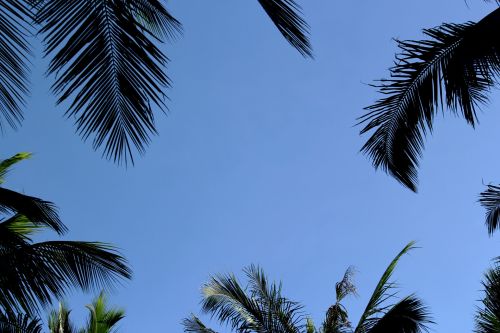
48, 303, 76, 333
359, 7, 500, 191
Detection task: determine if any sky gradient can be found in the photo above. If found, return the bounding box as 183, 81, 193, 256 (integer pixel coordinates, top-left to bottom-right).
2, 1, 500, 331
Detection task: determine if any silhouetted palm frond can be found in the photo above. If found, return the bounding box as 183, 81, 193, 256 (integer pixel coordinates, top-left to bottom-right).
359, 7, 500, 191
475, 262, 500, 333
183, 315, 219, 333
323, 267, 357, 333
0, 311, 42, 333
479, 184, 500, 235
0, 0, 32, 132
367, 296, 430, 333
34, 0, 178, 163
355, 242, 416, 333
257, 0, 312, 57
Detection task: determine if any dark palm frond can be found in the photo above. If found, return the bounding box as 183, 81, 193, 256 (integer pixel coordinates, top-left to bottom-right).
257, 0, 312, 57
355, 242, 416, 333
183, 315, 219, 333
475, 263, 500, 333
245, 265, 303, 333
480, 184, 500, 235
35, 0, 173, 164
367, 296, 431, 333
359, 7, 500, 191
0, 238, 131, 315
0, 311, 42, 333
0, 0, 33, 132
0, 187, 65, 234
48, 303, 76, 333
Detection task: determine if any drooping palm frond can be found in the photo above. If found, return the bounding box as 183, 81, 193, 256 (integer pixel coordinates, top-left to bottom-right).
48, 303, 76, 333
367, 296, 430, 333
34, 0, 177, 164
0, 0, 33, 132
183, 315, 219, 333
0, 311, 42, 333
359, 7, 500, 191
354, 242, 416, 333
475, 262, 500, 333
0, 152, 65, 234
480, 184, 500, 235
257, 0, 312, 57
201, 266, 303, 333
0, 218, 131, 315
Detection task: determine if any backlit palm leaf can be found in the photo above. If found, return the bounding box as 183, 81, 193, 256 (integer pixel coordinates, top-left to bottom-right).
479, 184, 500, 235
0, 0, 32, 131
257, 0, 312, 57
35, 0, 178, 163
359, 7, 500, 191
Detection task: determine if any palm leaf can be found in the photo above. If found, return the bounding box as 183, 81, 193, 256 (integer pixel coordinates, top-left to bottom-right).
480, 184, 500, 235
359, 7, 500, 191
48, 302, 77, 333
257, 0, 312, 57
0, 311, 42, 333
0, 239, 131, 314
0, 152, 31, 184
0, 0, 32, 132
323, 267, 357, 333
367, 296, 430, 333
35, 0, 176, 163
354, 242, 416, 333
84, 292, 125, 333
183, 315, 219, 333
475, 262, 500, 333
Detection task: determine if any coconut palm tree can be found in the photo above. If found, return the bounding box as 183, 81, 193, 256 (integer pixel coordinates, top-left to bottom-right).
0, 152, 131, 317
48, 292, 124, 333
0, 0, 311, 163
183, 242, 431, 333
358, 1, 500, 192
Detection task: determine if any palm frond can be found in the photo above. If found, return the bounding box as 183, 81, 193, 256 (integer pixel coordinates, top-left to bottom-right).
359, 7, 500, 191
355, 242, 416, 333
475, 263, 500, 333
0, 187, 65, 234
0, 152, 31, 184
84, 291, 125, 333
183, 315, 219, 333
0, 311, 42, 333
257, 0, 312, 57
367, 296, 431, 333
0, 0, 33, 132
35, 0, 173, 164
0, 240, 131, 315
480, 184, 500, 235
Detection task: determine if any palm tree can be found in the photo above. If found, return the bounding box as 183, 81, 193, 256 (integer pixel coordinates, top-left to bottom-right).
358, 1, 500, 192
475, 259, 500, 333
183, 242, 431, 333
0, 152, 132, 317
0, 0, 312, 163
48, 292, 124, 333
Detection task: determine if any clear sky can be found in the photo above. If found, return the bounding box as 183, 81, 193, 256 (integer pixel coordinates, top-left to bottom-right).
2, 0, 500, 332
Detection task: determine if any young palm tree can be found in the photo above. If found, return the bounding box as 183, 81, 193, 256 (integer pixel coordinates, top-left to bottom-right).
183, 242, 431, 333
48, 293, 124, 333
0, 152, 132, 316
0, 0, 312, 163
359, 1, 500, 192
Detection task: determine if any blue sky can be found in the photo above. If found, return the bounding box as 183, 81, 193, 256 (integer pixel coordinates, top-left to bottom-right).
2, 0, 500, 331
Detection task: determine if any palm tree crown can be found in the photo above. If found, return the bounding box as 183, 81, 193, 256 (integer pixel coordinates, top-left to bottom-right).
183, 242, 431, 333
